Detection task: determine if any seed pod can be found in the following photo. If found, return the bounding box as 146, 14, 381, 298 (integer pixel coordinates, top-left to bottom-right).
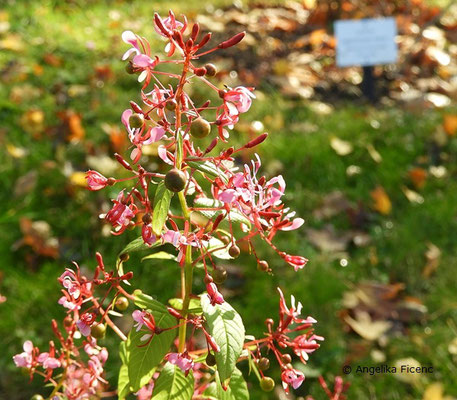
281, 354, 292, 364
115, 297, 129, 311
260, 377, 275, 392
129, 113, 144, 129
212, 268, 227, 284
166, 99, 177, 111
257, 260, 269, 272
31, 395, 45, 400
204, 63, 217, 77
258, 357, 270, 371
63, 316, 73, 328
229, 244, 240, 258
91, 323, 106, 339
165, 168, 187, 192
190, 117, 211, 139
142, 213, 152, 224
206, 352, 217, 366
119, 253, 129, 262
125, 62, 135, 74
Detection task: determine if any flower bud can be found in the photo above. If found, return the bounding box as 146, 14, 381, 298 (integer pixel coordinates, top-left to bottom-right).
194, 67, 206, 76
165, 168, 187, 192
260, 377, 275, 392
115, 296, 129, 311
204, 63, 217, 77
218, 32, 246, 49
129, 113, 144, 129
190, 117, 211, 139
90, 323, 106, 339
228, 244, 240, 258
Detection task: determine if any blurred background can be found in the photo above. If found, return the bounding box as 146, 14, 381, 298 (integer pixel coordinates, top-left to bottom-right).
1, 0, 457, 399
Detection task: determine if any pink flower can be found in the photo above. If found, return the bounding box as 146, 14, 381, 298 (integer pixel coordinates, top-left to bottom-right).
132, 310, 148, 331
37, 353, 61, 369
282, 253, 308, 271
166, 352, 194, 373
105, 190, 137, 233
121, 30, 141, 60
154, 11, 184, 37
207, 282, 224, 306
77, 312, 96, 337
135, 381, 154, 400
224, 86, 255, 115
278, 288, 316, 330
281, 368, 305, 393
86, 170, 109, 191
142, 224, 157, 246
13, 340, 34, 368
292, 334, 324, 362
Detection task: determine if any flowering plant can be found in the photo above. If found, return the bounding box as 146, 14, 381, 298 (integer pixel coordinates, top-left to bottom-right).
14, 11, 348, 400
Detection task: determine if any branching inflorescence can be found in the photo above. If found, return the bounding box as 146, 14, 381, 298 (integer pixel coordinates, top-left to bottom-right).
14, 11, 348, 400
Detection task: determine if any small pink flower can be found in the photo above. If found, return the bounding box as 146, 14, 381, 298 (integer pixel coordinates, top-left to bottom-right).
38, 353, 61, 369
224, 86, 255, 115
154, 11, 184, 37
207, 282, 224, 306
105, 190, 137, 232
281, 368, 305, 393
278, 288, 316, 329
292, 334, 324, 362
142, 224, 157, 246
121, 30, 141, 60
166, 352, 194, 373
282, 253, 308, 271
86, 170, 109, 191
13, 340, 34, 368
135, 381, 154, 400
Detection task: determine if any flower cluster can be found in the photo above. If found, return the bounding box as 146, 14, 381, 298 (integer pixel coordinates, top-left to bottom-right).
13, 10, 337, 399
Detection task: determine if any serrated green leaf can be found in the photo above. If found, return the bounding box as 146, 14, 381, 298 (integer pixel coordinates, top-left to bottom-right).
168, 297, 202, 315
152, 181, 173, 236
126, 293, 177, 391
142, 251, 177, 262
201, 295, 245, 384
151, 362, 194, 400
193, 198, 251, 229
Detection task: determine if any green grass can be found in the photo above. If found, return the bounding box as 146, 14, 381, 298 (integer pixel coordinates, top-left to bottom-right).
1, 0, 457, 399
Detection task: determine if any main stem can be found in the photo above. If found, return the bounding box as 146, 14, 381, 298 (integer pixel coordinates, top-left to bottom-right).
176, 53, 193, 353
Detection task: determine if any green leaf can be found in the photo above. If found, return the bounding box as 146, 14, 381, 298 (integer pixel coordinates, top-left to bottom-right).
118, 342, 131, 399
216, 368, 249, 400
152, 181, 173, 236
142, 251, 177, 262
126, 293, 177, 391
186, 158, 227, 182
205, 237, 232, 260
201, 295, 245, 384
168, 297, 203, 315
193, 198, 251, 229
151, 362, 194, 400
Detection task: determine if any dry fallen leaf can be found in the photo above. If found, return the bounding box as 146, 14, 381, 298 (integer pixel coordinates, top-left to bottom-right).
394, 358, 422, 384
345, 311, 392, 341
402, 186, 424, 204
409, 168, 428, 189
312, 191, 351, 220
422, 243, 441, 278
443, 114, 457, 136
16, 218, 59, 258
370, 186, 392, 215
366, 144, 382, 163
330, 136, 353, 156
